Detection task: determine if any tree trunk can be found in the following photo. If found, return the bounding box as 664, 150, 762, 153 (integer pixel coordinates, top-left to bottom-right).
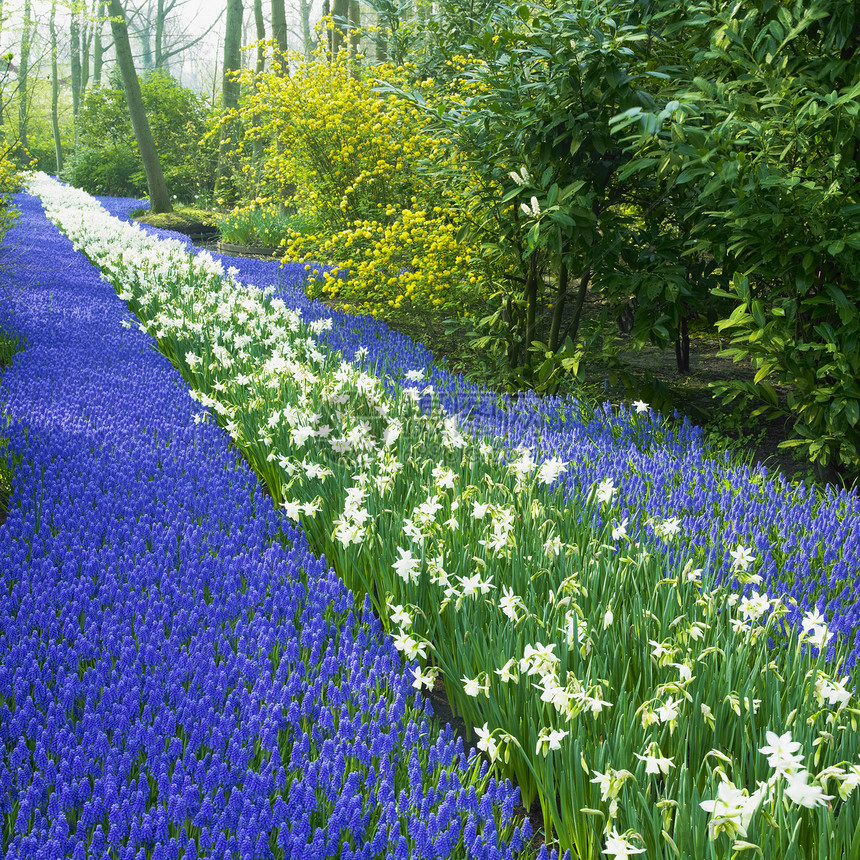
93, 1, 104, 86
216, 0, 244, 200
374, 4, 388, 62
323, 0, 332, 55
349, 0, 360, 54
155, 0, 165, 68
70, 15, 82, 120
50, 0, 63, 173
17, 0, 31, 154
299, 0, 313, 58
549, 256, 568, 353
675, 315, 690, 374
271, 0, 288, 69
252, 0, 265, 174
107, 0, 172, 212
331, 0, 349, 57
524, 254, 539, 363
560, 267, 592, 347
81, 10, 92, 94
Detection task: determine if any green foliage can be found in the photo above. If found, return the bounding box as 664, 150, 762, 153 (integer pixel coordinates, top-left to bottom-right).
65, 70, 217, 201
616, 0, 860, 476
216, 204, 319, 248
390, 0, 656, 370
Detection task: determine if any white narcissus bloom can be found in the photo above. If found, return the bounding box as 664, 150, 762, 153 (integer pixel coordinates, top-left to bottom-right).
815, 674, 852, 708
389, 603, 413, 630
611, 518, 628, 541
462, 675, 489, 697
404, 367, 425, 381
807, 623, 834, 650
595, 477, 616, 505
700, 781, 763, 841
391, 631, 428, 661
654, 517, 681, 538
410, 665, 437, 691
758, 730, 804, 774
535, 726, 568, 756
739, 591, 772, 622
432, 465, 457, 489
495, 657, 518, 684
784, 770, 834, 808
802, 607, 827, 633
729, 543, 755, 572
392, 547, 421, 584
602, 828, 646, 858
632, 400, 649, 413
282, 499, 302, 521
543, 534, 562, 557
656, 697, 680, 726
537, 456, 567, 485
591, 768, 634, 802
475, 723, 500, 762
472, 501, 490, 520
635, 748, 675, 775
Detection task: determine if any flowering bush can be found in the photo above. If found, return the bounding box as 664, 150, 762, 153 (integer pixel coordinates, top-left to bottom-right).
235, 50, 485, 317
35, 174, 860, 857
0, 185, 528, 859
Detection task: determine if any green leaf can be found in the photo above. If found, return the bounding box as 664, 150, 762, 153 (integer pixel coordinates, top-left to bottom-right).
845, 399, 860, 427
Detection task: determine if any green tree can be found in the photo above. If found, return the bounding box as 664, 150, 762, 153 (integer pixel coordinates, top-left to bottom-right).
616, 0, 860, 477
107, 0, 172, 212
68, 68, 214, 200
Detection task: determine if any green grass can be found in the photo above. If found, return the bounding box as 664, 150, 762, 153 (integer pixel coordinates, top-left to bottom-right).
131, 206, 220, 238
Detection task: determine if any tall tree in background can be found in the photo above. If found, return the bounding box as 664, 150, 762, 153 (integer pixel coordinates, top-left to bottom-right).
93, 0, 107, 86
127, 0, 223, 73
215, 0, 243, 198
298, 0, 312, 57
16, 0, 32, 154
50, 0, 62, 172
251, 0, 265, 170
271, 0, 288, 67
331, 0, 348, 57
107, 0, 172, 212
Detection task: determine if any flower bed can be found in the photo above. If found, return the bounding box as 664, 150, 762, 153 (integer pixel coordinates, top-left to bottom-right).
32, 174, 860, 858
0, 188, 528, 859
103, 194, 860, 667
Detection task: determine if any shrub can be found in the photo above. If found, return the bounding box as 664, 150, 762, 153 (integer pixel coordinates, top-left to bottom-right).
239, 50, 487, 317
65, 69, 216, 202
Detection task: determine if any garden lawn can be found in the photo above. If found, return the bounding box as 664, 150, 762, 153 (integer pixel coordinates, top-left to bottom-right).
0, 189, 531, 859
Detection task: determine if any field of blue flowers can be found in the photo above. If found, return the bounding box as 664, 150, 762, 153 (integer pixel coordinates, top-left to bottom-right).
4, 177, 860, 859
0, 189, 533, 859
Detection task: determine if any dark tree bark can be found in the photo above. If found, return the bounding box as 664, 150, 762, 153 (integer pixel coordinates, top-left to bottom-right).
251, 0, 265, 171
331, 0, 349, 57
107, 0, 172, 213
70, 15, 82, 117
549, 256, 568, 353
216, 0, 244, 198
50, 0, 62, 173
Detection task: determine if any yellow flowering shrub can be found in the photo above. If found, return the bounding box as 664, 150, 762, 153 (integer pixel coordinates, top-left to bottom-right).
237, 48, 490, 316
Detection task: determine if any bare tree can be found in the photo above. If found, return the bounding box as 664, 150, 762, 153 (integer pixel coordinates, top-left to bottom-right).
125, 0, 223, 73
107, 0, 172, 212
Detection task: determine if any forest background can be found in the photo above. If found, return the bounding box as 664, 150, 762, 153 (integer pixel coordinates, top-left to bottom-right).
0, 0, 858, 487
